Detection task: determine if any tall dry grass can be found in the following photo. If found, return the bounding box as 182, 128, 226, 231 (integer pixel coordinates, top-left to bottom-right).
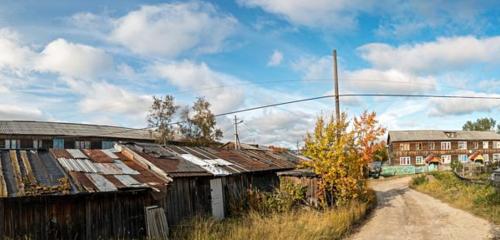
411, 172, 500, 224
171, 190, 376, 240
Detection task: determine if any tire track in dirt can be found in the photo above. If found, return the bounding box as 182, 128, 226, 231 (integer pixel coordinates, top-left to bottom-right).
349, 176, 498, 240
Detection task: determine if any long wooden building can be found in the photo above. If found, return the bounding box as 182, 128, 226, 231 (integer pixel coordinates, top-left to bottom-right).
388, 130, 500, 166
0, 121, 302, 239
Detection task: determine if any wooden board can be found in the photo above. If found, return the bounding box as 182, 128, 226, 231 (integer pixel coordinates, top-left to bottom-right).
20, 151, 37, 186
0, 155, 7, 197
145, 206, 169, 240
9, 150, 24, 196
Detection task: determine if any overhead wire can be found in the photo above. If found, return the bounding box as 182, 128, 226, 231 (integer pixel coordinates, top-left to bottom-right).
103, 92, 500, 136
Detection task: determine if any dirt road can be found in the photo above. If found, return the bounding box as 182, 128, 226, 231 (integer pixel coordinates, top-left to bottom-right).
349, 176, 499, 240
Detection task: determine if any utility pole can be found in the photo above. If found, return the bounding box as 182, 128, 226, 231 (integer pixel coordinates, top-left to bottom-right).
333, 49, 340, 124
233, 115, 243, 150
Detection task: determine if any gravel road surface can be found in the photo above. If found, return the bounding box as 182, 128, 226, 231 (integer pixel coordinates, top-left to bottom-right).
349, 176, 499, 240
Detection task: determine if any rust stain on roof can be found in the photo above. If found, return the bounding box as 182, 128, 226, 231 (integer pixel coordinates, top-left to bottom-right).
82, 149, 114, 163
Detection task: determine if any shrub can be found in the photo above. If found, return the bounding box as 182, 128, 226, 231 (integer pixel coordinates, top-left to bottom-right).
171, 190, 376, 240
247, 179, 307, 214
410, 174, 428, 186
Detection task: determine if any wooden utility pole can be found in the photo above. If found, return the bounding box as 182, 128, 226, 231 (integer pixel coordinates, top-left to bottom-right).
233, 115, 243, 150
333, 49, 340, 123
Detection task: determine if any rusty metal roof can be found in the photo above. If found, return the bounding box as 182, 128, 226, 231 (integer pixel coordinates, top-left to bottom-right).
0, 120, 154, 140
126, 143, 211, 177
212, 148, 296, 172
164, 145, 247, 176
0, 150, 71, 197
50, 148, 167, 193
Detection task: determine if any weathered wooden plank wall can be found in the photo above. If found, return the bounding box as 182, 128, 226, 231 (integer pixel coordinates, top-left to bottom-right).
223, 172, 280, 216
160, 177, 211, 227
0, 189, 153, 240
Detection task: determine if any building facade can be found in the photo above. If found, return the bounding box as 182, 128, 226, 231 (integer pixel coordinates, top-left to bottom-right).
387, 130, 500, 166
0, 121, 154, 150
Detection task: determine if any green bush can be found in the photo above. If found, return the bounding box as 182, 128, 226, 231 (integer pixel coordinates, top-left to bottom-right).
247, 179, 307, 214
410, 174, 428, 186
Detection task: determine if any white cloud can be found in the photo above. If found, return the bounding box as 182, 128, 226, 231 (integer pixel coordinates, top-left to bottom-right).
35, 39, 113, 78
153, 60, 245, 113
240, 108, 314, 147
358, 36, 500, 74
267, 50, 283, 66
344, 69, 437, 93
0, 28, 35, 71
238, 0, 368, 29
478, 79, 500, 91
291, 55, 330, 80
378, 100, 428, 130
109, 2, 237, 57
429, 91, 500, 116
62, 78, 151, 115
0, 105, 43, 120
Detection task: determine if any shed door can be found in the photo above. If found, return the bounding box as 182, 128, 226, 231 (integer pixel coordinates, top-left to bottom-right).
210, 178, 224, 220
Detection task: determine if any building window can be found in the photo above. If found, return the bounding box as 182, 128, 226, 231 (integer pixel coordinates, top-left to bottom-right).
494, 141, 500, 149
493, 153, 500, 162
429, 142, 435, 150
458, 154, 468, 162
400, 157, 411, 165
484, 154, 489, 162
102, 141, 115, 149
473, 142, 479, 149
75, 140, 91, 149
415, 143, 423, 150
441, 142, 451, 150
458, 141, 467, 150
415, 156, 424, 165
483, 141, 489, 149
53, 138, 64, 149
399, 143, 410, 151
441, 155, 451, 164
4, 139, 20, 149
33, 139, 43, 149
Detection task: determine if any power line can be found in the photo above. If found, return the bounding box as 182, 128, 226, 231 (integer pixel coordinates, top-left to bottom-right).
103, 93, 500, 136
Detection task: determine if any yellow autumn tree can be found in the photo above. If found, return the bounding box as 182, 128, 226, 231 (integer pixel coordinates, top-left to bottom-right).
353, 111, 386, 178
302, 113, 363, 206
302, 111, 386, 206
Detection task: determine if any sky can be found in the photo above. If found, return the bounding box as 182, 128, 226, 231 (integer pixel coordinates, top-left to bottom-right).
0, 0, 500, 148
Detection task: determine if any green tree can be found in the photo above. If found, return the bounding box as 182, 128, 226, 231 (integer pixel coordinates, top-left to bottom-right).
462, 118, 497, 131
179, 97, 222, 145
147, 95, 179, 144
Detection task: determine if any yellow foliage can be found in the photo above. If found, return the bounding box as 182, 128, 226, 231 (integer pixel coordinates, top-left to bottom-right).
301, 111, 385, 205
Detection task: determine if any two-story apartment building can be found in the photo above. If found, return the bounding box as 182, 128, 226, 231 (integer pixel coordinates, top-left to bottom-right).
387, 130, 500, 166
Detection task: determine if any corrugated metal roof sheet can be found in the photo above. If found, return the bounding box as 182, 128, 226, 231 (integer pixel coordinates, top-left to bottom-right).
67, 149, 87, 159
0, 150, 71, 197
86, 173, 117, 192
82, 149, 114, 163
388, 130, 500, 142
127, 143, 211, 177
165, 145, 245, 175
51, 149, 167, 194
0, 120, 154, 140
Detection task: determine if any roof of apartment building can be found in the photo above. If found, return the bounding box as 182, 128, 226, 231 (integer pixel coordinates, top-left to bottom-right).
0, 120, 154, 140
388, 130, 500, 142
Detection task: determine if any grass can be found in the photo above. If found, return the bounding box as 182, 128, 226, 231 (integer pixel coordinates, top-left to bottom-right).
171, 190, 376, 240
410, 171, 500, 224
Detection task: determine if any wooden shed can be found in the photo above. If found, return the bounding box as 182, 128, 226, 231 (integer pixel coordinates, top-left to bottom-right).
277, 169, 321, 207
